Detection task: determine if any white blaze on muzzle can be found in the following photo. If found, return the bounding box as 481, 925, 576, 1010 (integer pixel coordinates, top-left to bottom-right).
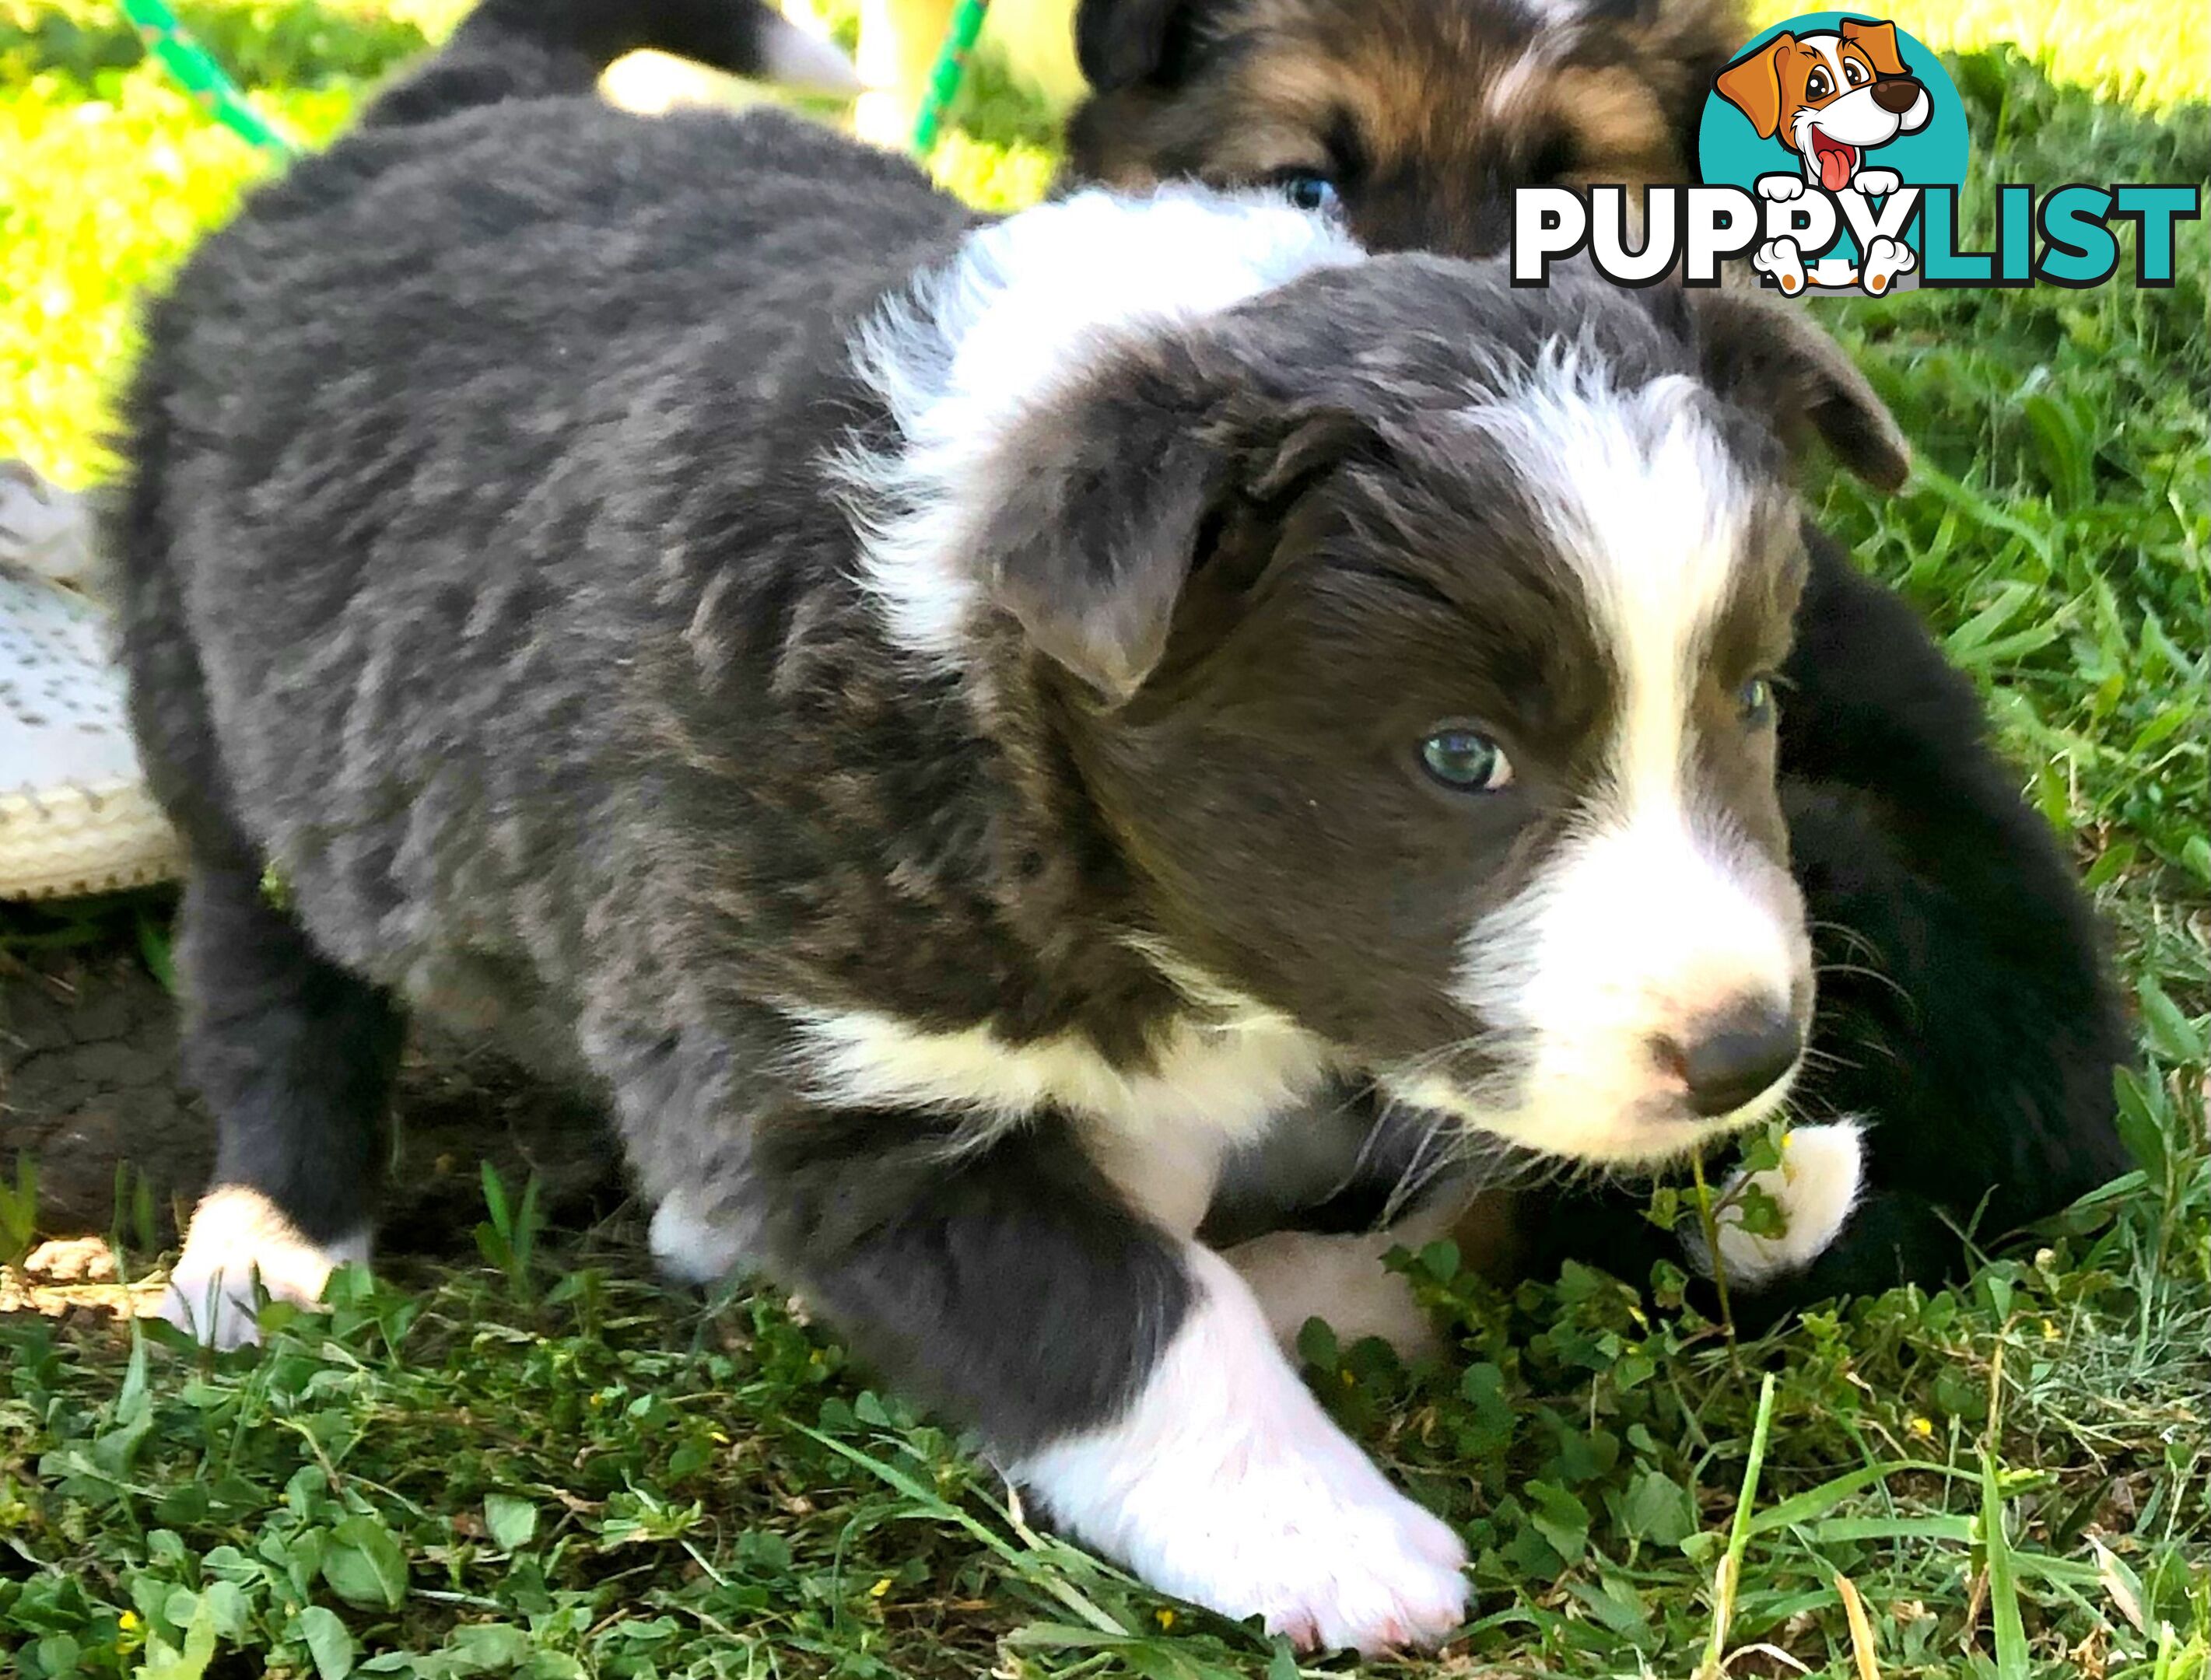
1424, 350, 1810, 1164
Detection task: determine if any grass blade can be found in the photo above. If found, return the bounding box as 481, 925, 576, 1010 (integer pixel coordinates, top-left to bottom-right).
1980, 1449, 2029, 1680
1698, 1370, 1777, 1680
1833, 1570, 1882, 1680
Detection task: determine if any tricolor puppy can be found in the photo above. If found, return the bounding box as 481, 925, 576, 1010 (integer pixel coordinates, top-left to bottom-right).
1713, 18, 1931, 198
1065, 0, 1743, 250
850, 0, 1744, 191
121, 0, 1908, 1650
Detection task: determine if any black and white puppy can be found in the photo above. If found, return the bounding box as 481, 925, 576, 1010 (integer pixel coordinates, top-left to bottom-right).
122, 0, 1908, 1650
1063, 0, 2131, 1322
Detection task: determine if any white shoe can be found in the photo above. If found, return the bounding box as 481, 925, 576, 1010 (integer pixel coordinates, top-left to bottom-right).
1, 463, 185, 901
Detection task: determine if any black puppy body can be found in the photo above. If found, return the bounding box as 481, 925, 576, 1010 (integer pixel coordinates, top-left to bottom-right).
122, 0, 1917, 1647
1058, 0, 2129, 1317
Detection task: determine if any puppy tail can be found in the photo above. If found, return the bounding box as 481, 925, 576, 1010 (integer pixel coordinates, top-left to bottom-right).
360, 0, 859, 129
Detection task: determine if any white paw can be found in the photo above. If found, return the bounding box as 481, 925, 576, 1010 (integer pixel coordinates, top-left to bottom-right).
1861, 236, 1917, 295
157, 1187, 369, 1349
1756, 173, 1806, 203
1853, 168, 1901, 198
1751, 237, 1806, 296
647, 1193, 760, 1286
1227, 1218, 1451, 1361
1690, 1121, 1866, 1286
1015, 1248, 1466, 1654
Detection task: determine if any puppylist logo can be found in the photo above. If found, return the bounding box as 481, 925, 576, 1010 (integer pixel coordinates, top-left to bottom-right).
1512, 12, 2199, 295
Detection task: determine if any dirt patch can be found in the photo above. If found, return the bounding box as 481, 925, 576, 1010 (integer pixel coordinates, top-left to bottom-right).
2, 931, 627, 1255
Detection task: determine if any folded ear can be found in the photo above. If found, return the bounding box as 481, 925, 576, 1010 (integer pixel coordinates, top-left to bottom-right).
970, 370, 1376, 703
1686, 289, 1911, 490
1713, 34, 1794, 140
1838, 17, 1908, 77
1074, 0, 1209, 89
971, 377, 1222, 702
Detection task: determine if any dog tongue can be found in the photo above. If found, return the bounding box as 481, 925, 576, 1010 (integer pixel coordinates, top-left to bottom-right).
1817, 143, 1853, 192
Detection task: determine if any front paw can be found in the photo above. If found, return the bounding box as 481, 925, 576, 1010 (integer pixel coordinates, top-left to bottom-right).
647, 1192, 762, 1285
1853, 167, 1901, 197
1756, 173, 1806, 203
157, 1186, 369, 1349
1017, 1249, 1466, 1653
1227, 1226, 1442, 1360
1686, 1121, 1866, 1286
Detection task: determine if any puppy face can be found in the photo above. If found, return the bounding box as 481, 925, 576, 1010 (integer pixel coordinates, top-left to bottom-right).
1089, 324, 1815, 1164
1713, 21, 1932, 190
845, 199, 1908, 1166
1066, 0, 1745, 257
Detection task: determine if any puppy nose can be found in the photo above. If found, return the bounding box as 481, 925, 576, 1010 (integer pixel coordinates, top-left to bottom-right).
1871, 76, 1922, 114
1659, 1003, 1802, 1118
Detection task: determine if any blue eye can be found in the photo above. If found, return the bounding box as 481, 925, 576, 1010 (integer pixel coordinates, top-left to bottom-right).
1419, 727, 1513, 793
1740, 675, 1778, 726
1276, 171, 1340, 213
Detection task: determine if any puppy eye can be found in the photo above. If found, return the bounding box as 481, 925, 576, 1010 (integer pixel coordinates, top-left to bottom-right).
1805, 69, 1831, 99
1270, 170, 1340, 214
1844, 60, 1869, 85
1740, 675, 1779, 727
1419, 727, 1514, 793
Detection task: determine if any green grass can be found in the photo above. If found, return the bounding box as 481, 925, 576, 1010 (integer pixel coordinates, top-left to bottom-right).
4, 4, 2209, 1677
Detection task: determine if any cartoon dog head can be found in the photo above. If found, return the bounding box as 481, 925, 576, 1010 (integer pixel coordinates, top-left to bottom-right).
1715, 19, 1930, 193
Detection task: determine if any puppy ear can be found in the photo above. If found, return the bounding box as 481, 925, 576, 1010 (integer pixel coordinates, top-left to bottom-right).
1713, 34, 1793, 139
1838, 18, 1908, 77
1687, 289, 1910, 489
972, 383, 1221, 702
974, 380, 1376, 702
1074, 0, 1205, 90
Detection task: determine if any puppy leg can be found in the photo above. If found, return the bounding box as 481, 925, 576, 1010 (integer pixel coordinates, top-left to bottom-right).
163, 865, 401, 1346
755, 1109, 1467, 1654
854, 0, 956, 149
1227, 1226, 1442, 1359
647, 1187, 762, 1285
1223, 1186, 1522, 1360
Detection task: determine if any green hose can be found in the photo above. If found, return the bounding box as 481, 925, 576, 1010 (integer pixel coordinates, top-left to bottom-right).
910, 0, 990, 156
120, 0, 300, 161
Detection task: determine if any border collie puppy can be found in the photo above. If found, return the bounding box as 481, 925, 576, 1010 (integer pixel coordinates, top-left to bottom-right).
117, 0, 1914, 1647
1060, 0, 2131, 1318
